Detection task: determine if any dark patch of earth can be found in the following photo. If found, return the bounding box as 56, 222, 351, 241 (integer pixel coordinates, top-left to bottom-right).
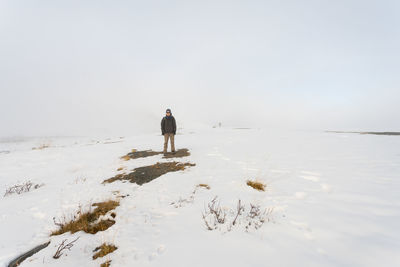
327, 131, 400, 136
103, 162, 195, 185
8, 241, 50, 267
124, 148, 190, 159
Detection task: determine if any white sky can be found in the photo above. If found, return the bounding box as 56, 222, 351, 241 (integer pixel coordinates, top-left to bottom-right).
1, 0, 399, 137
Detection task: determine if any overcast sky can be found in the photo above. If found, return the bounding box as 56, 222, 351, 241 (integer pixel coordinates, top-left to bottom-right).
1, 0, 399, 137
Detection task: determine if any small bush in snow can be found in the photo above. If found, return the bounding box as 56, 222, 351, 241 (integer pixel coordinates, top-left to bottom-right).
202, 197, 273, 232
4, 181, 44, 197
53, 237, 80, 259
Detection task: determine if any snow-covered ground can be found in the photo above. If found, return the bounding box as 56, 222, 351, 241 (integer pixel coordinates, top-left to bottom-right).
1, 128, 399, 267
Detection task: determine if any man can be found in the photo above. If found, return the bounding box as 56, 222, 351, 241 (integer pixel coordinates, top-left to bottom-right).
161, 108, 176, 153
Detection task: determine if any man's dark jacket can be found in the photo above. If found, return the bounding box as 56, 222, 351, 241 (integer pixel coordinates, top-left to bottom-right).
161, 116, 176, 135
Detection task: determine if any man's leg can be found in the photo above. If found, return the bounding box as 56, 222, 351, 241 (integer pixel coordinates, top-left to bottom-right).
163, 134, 169, 153
170, 134, 175, 152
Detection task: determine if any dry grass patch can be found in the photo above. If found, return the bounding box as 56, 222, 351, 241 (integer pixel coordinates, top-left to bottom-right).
116, 167, 124, 171
51, 200, 119, 235
32, 143, 51, 150
121, 155, 131, 161
93, 243, 117, 260
246, 180, 266, 191
103, 162, 196, 185
101, 260, 111, 267
197, 183, 211, 190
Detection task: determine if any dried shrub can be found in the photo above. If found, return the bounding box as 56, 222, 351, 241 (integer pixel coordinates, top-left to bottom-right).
93, 243, 117, 260
101, 260, 111, 267
53, 237, 79, 259
103, 162, 195, 185
202, 197, 273, 232
51, 200, 119, 235
245, 204, 272, 231
4, 181, 44, 197
246, 180, 266, 191
202, 197, 226, 230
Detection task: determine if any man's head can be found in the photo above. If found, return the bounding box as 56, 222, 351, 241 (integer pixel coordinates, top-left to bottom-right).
166, 108, 171, 116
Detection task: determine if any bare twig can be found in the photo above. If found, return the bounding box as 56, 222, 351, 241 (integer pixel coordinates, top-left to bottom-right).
53, 237, 80, 259
232, 199, 245, 226
4, 181, 43, 197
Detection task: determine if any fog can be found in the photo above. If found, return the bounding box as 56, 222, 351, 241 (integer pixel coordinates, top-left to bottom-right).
1, 0, 399, 137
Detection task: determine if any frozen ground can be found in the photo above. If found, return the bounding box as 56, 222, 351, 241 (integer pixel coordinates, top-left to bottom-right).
0, 128, 399, 267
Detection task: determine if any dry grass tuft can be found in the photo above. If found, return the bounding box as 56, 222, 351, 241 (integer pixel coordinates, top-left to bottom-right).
51, 200, 119, 235
121, 155, 131, 161
93, 243, 118, 260
246, 180, 266, 191
32, 143, 51, 150
197, 184, 211, 190
101, 260, 111, 267
116, 167, 124, 171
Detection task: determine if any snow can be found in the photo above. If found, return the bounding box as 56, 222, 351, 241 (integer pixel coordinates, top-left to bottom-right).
0, 128, 399, 266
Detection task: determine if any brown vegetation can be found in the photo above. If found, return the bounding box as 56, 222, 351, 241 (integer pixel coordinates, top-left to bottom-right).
51, 200, 119, 235
93, 243, 118, 260
197, 183, 211, 190
246, 180, 266, 191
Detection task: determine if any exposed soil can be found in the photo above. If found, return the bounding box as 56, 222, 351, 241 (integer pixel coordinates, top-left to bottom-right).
163, 148, 190, 158
8, 241, 50, 267
103, 162, 196, 185
122, 148, 190, 160
327, 131, 400, 136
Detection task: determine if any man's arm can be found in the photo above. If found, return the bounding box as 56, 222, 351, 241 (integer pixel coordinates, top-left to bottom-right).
172, 117, 177, 135
161, 118, 165, 135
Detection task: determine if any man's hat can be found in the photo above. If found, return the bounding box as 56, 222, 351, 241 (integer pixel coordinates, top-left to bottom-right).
166, 109, 171, 113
